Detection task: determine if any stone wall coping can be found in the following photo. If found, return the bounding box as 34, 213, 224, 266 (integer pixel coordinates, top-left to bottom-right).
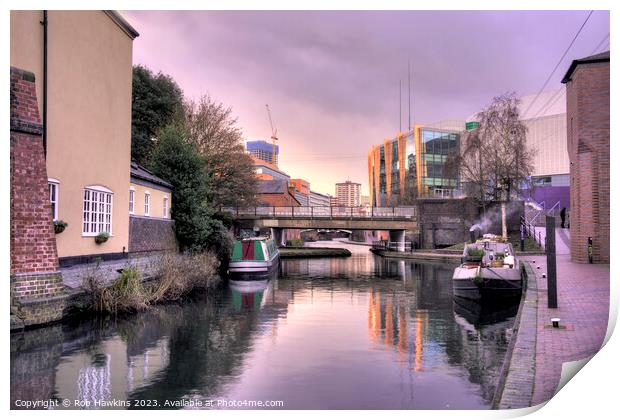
11, 271, 62, 279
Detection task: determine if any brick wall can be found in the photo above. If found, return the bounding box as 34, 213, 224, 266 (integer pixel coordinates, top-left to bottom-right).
566, 61, 610, 263
417, 198, 524, 248
128, 215, 178, 254
10, 67, 65, 315
10, 67, 60, 276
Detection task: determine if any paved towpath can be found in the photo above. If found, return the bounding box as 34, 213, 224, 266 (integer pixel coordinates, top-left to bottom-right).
533, 226, 571, 255
527, 251, 610, 405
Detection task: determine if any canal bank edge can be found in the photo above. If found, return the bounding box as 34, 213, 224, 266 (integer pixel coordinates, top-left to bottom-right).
279, 247, 352, 258
370, 249, 462, 264
492, 262, 538, 409
10, 274, 224, 333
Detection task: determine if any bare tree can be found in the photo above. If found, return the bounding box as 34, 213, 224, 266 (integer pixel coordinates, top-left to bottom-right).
458, 92, 534, 207
182, 95, 257, 207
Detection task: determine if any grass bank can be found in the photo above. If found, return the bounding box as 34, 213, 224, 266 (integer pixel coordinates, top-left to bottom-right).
82, 252, 221, 314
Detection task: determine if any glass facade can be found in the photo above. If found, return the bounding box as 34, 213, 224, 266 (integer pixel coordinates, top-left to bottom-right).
368, 126, 462, 206
420, 129, 460, 195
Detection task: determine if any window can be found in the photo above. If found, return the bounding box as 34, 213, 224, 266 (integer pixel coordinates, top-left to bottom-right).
163, 196, 169, 218
82, 186, 113, 235
129, 188, 135, 214
48, 179, 59, 221
144, 192, 150, 216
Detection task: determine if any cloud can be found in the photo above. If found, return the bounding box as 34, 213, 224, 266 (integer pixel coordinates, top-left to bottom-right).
122, 10, 609, 195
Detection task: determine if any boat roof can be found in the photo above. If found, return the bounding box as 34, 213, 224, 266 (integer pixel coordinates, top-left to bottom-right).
237, 236, 272, 241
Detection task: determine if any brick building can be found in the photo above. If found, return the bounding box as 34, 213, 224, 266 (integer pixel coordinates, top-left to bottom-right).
256, 179, 301, 207
10, 67, 67, 327
561, 51, 610, 263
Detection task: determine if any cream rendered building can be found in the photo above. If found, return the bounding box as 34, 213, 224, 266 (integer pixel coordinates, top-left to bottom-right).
130, 163, 173, 220
10, 11, 138, 262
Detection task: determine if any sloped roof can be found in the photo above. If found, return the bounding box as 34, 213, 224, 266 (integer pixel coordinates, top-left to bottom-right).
257, 179, 288, 194
562, 50, 610, 83
130, 162, 173, 189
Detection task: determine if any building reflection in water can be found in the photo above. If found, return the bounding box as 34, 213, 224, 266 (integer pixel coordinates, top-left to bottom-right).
367, 289, 425, 372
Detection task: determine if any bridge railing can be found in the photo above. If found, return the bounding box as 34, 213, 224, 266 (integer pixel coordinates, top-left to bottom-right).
220, 206, 417, 220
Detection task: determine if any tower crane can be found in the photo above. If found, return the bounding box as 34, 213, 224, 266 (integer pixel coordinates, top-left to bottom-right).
265, 104, 278, 166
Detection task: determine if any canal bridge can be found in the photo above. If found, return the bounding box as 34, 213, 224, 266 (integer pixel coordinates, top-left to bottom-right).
221, 206, 418, 251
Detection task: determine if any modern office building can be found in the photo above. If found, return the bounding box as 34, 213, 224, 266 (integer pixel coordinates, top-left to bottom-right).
562, 51, 610, 263
309, 190, 331, 207
517, 89, 570, 209
335, 181, 361, 207
368, 124, 462, 206
247, 139, 279, 166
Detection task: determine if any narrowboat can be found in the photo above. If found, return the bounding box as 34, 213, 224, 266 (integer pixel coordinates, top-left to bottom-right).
228, 236, 280, 280
452, 236, 522, 301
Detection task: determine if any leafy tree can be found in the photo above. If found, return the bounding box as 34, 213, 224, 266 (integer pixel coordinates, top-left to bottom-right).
182, 95, 257, 207
150, 125, 233, 260
131, 65, 184, 166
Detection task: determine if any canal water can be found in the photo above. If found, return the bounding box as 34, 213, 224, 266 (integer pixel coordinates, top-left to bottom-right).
11, 241, 518, 410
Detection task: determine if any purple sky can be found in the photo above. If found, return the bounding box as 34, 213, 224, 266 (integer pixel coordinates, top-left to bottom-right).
122, 10, 609, 196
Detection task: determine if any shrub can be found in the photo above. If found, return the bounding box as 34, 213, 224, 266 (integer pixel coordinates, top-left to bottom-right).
95, 232, 110, 244
53, 220, 68, 234
466, 247, 485, 257
286, 238, 304, 247
82, 252, 219, 314
151, 252, 218, 302
82, 264, 149, 313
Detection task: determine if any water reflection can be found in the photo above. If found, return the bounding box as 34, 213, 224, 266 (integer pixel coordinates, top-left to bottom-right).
11, 243, 517, 409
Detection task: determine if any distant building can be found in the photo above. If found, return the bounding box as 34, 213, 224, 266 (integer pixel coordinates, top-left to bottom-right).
291, 179, 310, 206
256, 179, 301, 207
368, 124, 462, 206
309, 190, 331, 207
361, 195, 370, 206
251, 156, 290, 182
330, 196, 338, 207
517, 89, 570, 209
336, 181, 361, 207
562, 51, 610, 263
247, 140, 279, 165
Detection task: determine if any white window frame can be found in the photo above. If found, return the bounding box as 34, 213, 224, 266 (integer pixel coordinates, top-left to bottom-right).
144, 191, 150, 216
129, 187, 135, 214
163, 195, 169, 219
48, 178, 59, 221
82, 185, 113, 236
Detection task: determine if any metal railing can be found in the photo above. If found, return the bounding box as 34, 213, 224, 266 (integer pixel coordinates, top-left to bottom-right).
221, 206, 417, 220
520, 215, 544, 251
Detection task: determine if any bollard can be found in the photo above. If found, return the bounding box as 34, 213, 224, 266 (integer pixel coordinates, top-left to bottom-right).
546, 215, 558, 308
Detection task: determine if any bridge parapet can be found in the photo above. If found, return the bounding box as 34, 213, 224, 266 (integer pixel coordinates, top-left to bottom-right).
221, 206, 417, 221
